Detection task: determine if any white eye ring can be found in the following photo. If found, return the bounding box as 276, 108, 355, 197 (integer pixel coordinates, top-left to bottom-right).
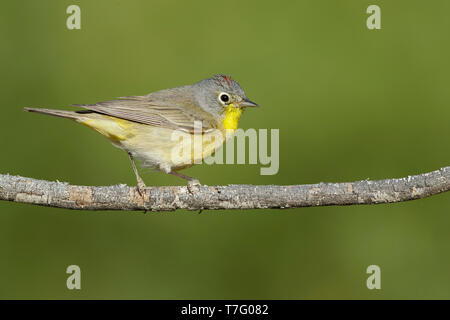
218, 92, 230, 105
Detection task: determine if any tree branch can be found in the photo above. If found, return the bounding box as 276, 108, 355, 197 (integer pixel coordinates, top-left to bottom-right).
0, 167, 448, 212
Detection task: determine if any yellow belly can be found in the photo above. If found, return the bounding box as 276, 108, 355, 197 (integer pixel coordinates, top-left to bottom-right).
76, 107, 243, 172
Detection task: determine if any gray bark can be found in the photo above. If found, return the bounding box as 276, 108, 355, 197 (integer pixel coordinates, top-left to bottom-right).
0, 167, 448, 212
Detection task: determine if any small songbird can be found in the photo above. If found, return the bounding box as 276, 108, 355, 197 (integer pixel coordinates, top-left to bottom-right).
25, 74, 258, 193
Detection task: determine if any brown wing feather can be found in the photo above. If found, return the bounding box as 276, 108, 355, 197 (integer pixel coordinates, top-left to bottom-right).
75, 90, 218, 133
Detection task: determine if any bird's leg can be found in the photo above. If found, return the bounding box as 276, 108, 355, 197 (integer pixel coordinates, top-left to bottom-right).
128, 152, 146, 196
169, 171, 200, 193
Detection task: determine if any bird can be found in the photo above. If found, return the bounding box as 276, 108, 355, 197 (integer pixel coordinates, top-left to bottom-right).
25, 74, 258, 194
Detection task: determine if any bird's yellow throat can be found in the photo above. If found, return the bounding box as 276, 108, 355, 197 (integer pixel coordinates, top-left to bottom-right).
222, 104, 243, 131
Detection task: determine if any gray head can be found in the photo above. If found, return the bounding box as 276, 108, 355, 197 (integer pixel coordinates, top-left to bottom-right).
193, 74, 258, 116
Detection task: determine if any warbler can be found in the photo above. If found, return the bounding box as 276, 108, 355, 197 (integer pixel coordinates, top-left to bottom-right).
25, 74, 258, 193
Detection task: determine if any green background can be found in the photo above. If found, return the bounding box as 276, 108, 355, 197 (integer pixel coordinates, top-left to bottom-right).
0, 0, 449, 299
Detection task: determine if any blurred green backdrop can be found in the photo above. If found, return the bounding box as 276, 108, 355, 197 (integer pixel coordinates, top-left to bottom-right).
0, 0, 449, 299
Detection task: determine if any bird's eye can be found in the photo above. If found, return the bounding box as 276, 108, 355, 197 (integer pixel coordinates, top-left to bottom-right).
219, 92, 230, 104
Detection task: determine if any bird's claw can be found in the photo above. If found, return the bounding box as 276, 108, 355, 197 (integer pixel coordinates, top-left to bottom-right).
136, 181, 147, 198
187, 179, 201, 194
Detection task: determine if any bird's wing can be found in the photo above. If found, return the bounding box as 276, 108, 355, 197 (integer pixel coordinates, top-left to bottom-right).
75, 90, 218, 134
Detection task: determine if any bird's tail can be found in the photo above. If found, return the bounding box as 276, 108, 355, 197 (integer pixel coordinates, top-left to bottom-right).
24, 107, 86, 120
25, 107, 132, 142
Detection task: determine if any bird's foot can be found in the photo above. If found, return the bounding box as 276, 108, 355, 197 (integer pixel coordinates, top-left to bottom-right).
187, 179, 201, 194
136, 179, 147, 198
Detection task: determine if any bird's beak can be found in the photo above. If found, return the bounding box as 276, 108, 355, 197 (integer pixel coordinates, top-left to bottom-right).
239, 99, 259, 108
